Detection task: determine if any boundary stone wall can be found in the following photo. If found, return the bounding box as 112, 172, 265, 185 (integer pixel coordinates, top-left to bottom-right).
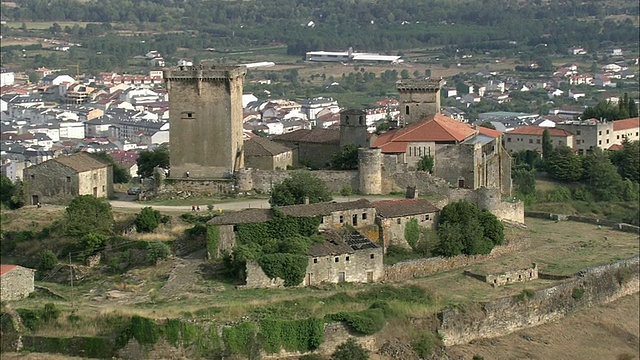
438, 256, 640, 346
525, 211, 640, 234
384, 237, 530, 282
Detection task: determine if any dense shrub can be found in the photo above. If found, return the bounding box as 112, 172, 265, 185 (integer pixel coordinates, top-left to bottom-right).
65, 195, 113, 237
78, 233, 108, 260
332, 338, 369, 360
257, 253, 308, 286
222, 322, 257, 357
259, 318, 324, 353
326, 307, 386, 335
146, 242, 171, 264
411, 331, 437, 358
134, 207, 163, 232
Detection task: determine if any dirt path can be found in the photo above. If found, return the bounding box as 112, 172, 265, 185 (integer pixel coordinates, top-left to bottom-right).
445, 293, 640, 360
158, 250, 210, 300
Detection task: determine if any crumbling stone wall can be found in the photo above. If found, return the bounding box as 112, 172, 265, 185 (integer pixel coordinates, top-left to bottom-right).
242, 247, 384, 289
0, 266, 35, 301
384, 237, 530, 282
438, 256, 640, 346
377, 212, 438, 250
484, 264, 538, 287
526, 211, 640, 234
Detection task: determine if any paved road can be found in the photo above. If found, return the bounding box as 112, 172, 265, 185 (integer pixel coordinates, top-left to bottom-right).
109, 195, 399, 213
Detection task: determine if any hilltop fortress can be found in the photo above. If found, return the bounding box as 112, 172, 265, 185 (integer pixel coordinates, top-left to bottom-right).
159, 65, 522, 224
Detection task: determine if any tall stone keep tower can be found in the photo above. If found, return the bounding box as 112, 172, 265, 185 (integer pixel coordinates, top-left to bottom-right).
396, 78, 444, 125
339, 109, 368, 149
164, 65, 247, 179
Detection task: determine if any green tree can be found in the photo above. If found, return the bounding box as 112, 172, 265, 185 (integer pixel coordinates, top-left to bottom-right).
582, 147, 624, 201
269, 171, 333, 206
542, 129, 553, 159
436, 201, 503, 257
137, 145, 169, 178
38, 250, 58, 271
331, 144, 359, 170
78, 233, 107, 259
512, 167, 536, 196
610, 140, 639, 183
582, 100, 626, 121
416, 155, 434, 173
90, 152, 131, 183
135, 207, 162, 233
0, 176, 14, 207
400, 69, 410, 79
332, 338, 369, 360
65, 195, 114, 237
546, 146, 583, 182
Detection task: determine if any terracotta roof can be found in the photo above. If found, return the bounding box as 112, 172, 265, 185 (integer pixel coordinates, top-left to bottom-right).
308, 229, 379, 257
207, 208, 274, 225
372, 198, 440, 218
506, 126, 573, 137
372, 114, 476, 153
272, 128, 340, 145
608, 144, 624, 151
477, 126, 502, 138
244, 136, 292, 157
52, 152, 110, 173
279, 199, 374, 217
0, 265, 18, 276
613, 117, 639, 131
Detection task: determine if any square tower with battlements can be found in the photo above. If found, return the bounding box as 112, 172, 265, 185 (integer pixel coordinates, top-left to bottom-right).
164, 65, 247, 179
396, 78, 444, 125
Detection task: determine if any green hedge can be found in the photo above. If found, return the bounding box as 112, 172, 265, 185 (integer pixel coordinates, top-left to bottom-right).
260, 318, 324, 354
257, 253, 308, 286
326, 307, 386, 335
206, 225, 220, 258
222, 322, 257, 357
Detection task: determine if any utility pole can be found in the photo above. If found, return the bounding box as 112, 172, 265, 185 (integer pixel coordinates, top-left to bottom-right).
69, 253, 74, 312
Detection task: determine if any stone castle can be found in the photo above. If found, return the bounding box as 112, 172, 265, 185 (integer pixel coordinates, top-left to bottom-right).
160, 67, 522, 223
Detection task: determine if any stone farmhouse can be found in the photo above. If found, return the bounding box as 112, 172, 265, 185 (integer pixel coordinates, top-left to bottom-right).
23, 152, 113, 205
243, 136, 294, 171
207, 198, 432, 288
0, 265, 35, 301
245, 229, 383, 288
503, 126, 575, 153
372, 197, 440, 249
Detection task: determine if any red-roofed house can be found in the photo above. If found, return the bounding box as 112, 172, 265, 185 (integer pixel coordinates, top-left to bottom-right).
557, 117, 639, 154
371, 114, 512, 195
1, 265, 36, 301
504, 126, 575, 153
613, 117, 640, 143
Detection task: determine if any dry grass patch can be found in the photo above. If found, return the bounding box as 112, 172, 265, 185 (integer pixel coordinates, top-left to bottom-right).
0, 207, 64, 232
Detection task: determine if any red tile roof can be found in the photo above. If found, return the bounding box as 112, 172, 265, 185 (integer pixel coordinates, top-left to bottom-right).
372, 198, 440, 218
613, 117, 639, 131
477, 126, 503, 138
608, 144, 624, 151
0, 265, 18, 276
372, 114, 476, 153
507, 126, 573, 137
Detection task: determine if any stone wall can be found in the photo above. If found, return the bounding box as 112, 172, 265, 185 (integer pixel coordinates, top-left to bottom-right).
438, 256, 640, 346
377, 213, 437, 250
484, 264, 538, 287
525, 211, 640, 234
243, 247, 384, 289
249, 169, 358, 194
0, 266, 36, 301
384, 237, 530, 282
156, 178, 236, 199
